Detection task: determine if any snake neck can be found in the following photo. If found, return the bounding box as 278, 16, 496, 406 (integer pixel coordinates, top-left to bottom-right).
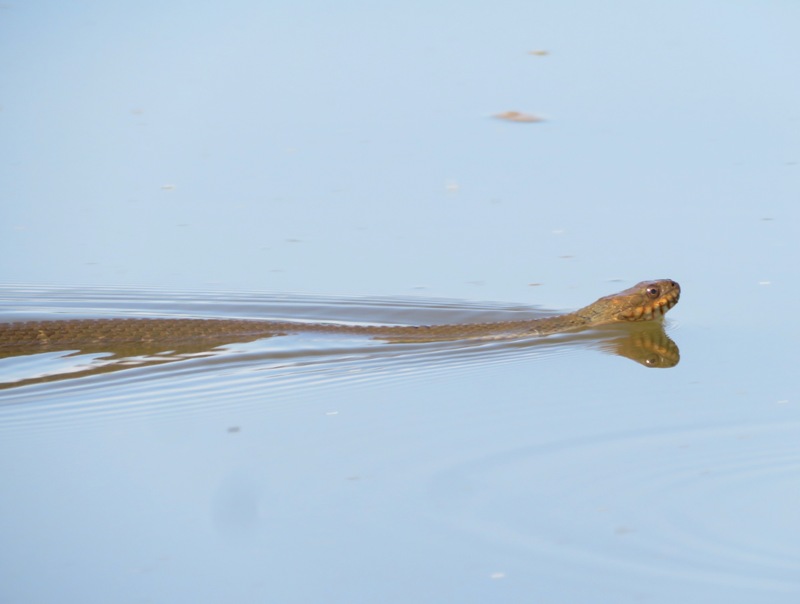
520, 312, 592, 336
519, 299, 629, 337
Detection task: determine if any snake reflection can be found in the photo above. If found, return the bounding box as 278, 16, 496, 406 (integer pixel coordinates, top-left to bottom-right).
0, 280, 681, 388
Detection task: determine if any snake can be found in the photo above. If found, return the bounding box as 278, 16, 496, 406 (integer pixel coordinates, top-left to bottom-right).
0, 280, 680, 354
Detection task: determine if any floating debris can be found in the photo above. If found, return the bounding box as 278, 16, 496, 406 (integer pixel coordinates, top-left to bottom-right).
494, 111, 544, 123
528, 49, 550, 56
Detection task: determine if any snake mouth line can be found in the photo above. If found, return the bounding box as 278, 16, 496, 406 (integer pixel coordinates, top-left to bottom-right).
650, 289, 680, 319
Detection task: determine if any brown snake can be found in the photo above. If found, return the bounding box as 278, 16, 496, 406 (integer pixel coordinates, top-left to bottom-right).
0, 280, 680, 353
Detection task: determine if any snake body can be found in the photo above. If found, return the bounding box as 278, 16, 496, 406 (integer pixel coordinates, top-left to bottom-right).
0, 280, 679, 353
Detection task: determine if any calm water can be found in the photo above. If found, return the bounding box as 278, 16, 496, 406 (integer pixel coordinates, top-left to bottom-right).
1, 285, 798, 604
1, 1, 799, 603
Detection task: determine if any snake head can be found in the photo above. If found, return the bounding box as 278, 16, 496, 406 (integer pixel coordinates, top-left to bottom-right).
609, 279, 681, 322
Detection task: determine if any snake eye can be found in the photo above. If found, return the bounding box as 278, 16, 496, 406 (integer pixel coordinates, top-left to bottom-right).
645, 356, 659, 367
646, 286, 660, 298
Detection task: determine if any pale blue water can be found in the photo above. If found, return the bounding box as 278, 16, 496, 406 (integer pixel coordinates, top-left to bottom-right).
1, 1, 799, 603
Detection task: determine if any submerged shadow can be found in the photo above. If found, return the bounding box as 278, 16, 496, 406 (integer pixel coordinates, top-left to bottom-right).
589, 321, 680, 368
0, 318, 680, 391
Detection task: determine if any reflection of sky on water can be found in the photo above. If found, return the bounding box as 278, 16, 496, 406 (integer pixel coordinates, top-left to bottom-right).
2, 1, 797, 307
1, 1, 799, 603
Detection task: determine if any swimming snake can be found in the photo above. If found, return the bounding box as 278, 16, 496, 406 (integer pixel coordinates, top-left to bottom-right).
0, 280, 680, 351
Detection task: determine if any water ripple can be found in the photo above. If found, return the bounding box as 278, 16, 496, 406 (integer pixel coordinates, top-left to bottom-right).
428, 421, 800, 593
0, 334, 578, 433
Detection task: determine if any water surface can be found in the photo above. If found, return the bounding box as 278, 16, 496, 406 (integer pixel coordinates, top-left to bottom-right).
1, 0, 799, 602
1, 285, 798, 604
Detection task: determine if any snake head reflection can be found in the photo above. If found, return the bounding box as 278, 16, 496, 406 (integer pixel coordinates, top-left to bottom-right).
600, 321, 680, 368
